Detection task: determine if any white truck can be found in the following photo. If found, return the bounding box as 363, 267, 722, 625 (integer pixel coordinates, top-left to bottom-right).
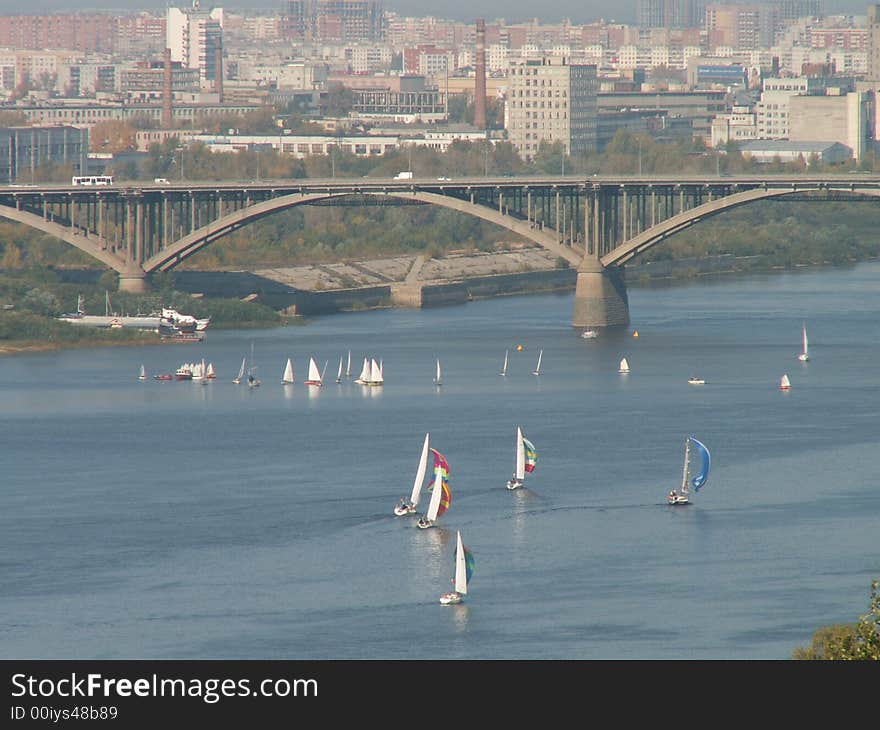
393, 171, 414, 180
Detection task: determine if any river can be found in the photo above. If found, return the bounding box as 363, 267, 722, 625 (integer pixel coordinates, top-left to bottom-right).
1, 262, 878, 659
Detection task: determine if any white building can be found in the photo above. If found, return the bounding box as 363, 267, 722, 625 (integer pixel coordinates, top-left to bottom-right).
711, 105, 757, 147
188, 133, 399, 157
506, 56, 598, 160
167, 2, 225, 90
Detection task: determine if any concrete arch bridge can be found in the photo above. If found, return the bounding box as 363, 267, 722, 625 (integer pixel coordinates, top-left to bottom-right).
1, 174, 876, 327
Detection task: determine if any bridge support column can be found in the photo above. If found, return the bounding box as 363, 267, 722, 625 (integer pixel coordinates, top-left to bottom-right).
118, 269, 149, 293
571, 258, 629, 328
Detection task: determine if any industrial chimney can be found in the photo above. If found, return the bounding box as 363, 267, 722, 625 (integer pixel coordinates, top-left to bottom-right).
474, 18, 487, 130
162, 47, 173, 129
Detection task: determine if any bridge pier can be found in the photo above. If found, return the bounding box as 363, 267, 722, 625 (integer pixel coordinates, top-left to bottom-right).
118, 272, 149, 293
571, 258, 630, 328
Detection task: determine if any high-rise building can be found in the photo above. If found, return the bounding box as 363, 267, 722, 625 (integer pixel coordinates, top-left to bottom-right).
505, 56, 598, 160
869, 4, 880, 80
705, 5, 775, 50
636, 0, 702, 29
283, 0, 384, 43
167, 2, 224, 90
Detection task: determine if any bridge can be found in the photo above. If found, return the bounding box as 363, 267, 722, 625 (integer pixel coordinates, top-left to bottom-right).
2, 173, 879, 327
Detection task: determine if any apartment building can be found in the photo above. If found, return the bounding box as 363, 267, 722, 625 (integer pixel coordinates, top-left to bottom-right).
505, 56, 598, 159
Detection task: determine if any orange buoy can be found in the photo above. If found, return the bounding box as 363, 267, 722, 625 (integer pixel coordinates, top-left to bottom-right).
516, 344, 524, 352
633, 331, 639, 338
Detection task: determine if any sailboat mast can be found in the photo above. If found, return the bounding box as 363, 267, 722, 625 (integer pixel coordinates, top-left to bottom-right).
680, 437, 691, 495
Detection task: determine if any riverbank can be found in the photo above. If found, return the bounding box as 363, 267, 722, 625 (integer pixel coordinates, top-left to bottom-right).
203, 249, 785, 315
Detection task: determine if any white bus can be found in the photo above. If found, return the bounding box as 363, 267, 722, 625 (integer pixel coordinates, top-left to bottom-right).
71, 176, 114, 186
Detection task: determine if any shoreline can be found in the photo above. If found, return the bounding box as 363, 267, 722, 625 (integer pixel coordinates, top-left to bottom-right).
4, 255, 869, 356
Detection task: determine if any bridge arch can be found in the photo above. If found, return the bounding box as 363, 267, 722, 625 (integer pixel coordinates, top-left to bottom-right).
0, 205, 128, 272
602, 187, 880, 268
142, 189, 584, 273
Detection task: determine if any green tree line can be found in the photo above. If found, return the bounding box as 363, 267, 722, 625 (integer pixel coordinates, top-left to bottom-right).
793, 580, 880, 660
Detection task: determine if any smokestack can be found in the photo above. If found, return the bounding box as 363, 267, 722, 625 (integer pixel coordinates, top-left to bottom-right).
162, 47, 173, 129
474, 18, 487, 130
215, 43, 223, 102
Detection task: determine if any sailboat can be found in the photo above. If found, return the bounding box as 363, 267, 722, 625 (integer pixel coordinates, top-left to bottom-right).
798, 324, 809, 362
619, 357, 630, 374
346, 350, 352, 378
138, 364, 146, 381
532, 349, 543, 376
206, 363, 216, 380
417, 449, 451, 529
434, 358, 442, 386
282, 357, 295, 384
779, 373, 791, 391
369, 357, 383, 386
440, 530, 474, 605
335, 355, 344, 384
506, 426, 538, 490
355, 357, 371, 385
247, 342, 261, 388
233, 357, 246, 385
304, 357, 323, 386
667, 436, 711, 506
394, 432, 430, 516
500, 349, 508, 377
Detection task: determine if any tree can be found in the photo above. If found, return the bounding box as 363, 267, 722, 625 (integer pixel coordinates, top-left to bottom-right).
322, 84, 355, 118
90, 120, 137, 153
793, 580, 880, 659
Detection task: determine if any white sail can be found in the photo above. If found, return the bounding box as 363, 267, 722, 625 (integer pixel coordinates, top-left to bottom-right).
336, 356, 343, 383
680, 437, 691, 496
799, 325, 809, 361
410, 433, 430, 507
619, 357, 630, 373
453, 531, 468, 595
533, 349, 543, 375
500, 349, 508, 376
435, 358, 442, 385
356, 357, 370, 384
515, 426, 525, 481
307, 357, 322, 384
282, 358, 294, 384
138, 364, 146, 380
234, 357, 246, 383
346, 350, 351, 377
370, 358, 383, 385
206, 362, 215, 379
425, 466, 444, 521
780, 373, 791, 389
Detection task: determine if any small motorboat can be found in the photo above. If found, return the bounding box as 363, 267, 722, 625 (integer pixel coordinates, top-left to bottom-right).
687, 377, 706, 385
580, 329, 598, 339
153, 373, 173, 381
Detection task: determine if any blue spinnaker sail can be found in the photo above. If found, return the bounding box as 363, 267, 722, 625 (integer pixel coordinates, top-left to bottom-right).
689, 437, 710, 491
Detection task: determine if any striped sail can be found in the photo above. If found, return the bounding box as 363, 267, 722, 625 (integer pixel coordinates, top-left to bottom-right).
523, 436, 538, 473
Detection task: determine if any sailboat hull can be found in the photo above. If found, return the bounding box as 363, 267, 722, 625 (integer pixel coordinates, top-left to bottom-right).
667, 493, 690, 505
439, 592, 463, 605
394, 504, 416, 516
506, 478, 524, 490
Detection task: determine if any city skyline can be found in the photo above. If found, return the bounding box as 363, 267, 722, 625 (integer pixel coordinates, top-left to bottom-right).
0, 0, 873, 27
